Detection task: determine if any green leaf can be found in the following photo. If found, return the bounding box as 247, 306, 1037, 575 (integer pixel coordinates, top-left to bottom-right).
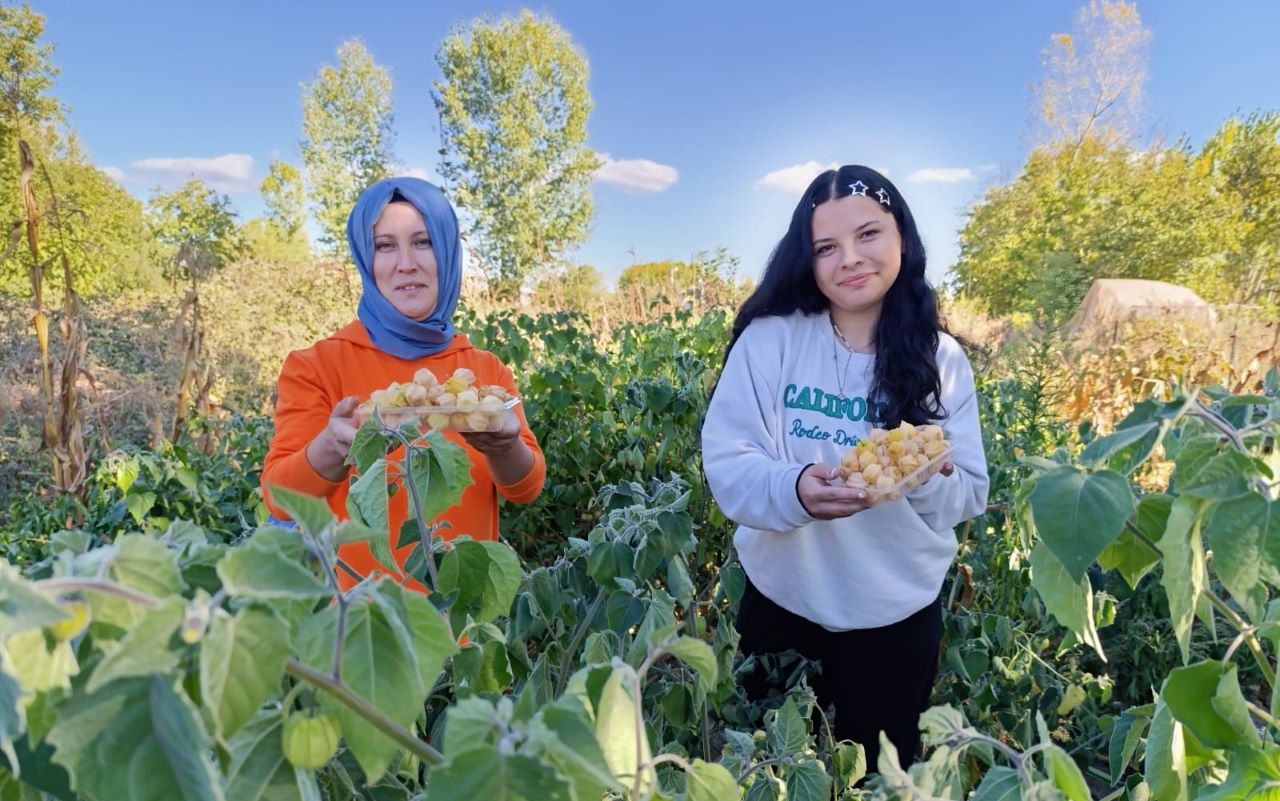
0, 663, 24, 774
1079, 420, 1161, 472
666, 556, 695, 609
377, 583, 457, 694
92, 534, 186, 631
1195, 746, 1280, 801
1162, 660, 1261, 749
665, 636, 717, 687
441, 696, 504, 753
594, 668, 654, 795
86, 597, 184, 693
1134, 494, 1174, 541
346, 459, 389, 534
407, 431, 474, 523
971, 766, 1022, 801
1030, 542, 1104, 660
686, 759, 739, 801
48, 676, 225, 801
217, 528, 330, 601
436, 540, 522, 633
527, 702, 622, 800
126, 491, 156, 524
1159, 497, 1207, 663
1109, 708, 1150, 783
200, 607, 291, 742
296, 590, 424, 782
4, 630, 79, 701
786, 758, 831, 801
1172, 441, 1255, 500
831, 741, 867, 792
1205, 492, 1280, 616
224, 710, 313, 801
346, 417, 389, 475
265, 486, 336, 536
0, 564, 68, 641
426, 746, 573, 800
1044, 745, 1090, 801
1144, 699, 1187, 801
768, 696, 808, 755
1028, 467, 1135, 581
453, 641, 511, 694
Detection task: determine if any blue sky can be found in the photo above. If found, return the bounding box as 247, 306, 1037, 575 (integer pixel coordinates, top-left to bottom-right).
37, 0, 1280, 287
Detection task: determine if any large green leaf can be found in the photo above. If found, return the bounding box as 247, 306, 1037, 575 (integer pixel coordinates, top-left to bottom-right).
346, 459, 390, 535
665, 636, 717, 688
1171, 438, 1255, 500
1196, 746, 1280, 801
1028, 467, 1134, 581
86, 597, 184, 693
200, 607, 291, 742
594, 668, 653, 795
295, 590, 425, 782
1205, 492, 1280, 618
407, 431, 474, 523
441, 696, 504, 753
90, 535, 187, 632
376, 583, 457, 693
48, 675, 224, 801
1162, 660, 1260, 749
686, 759, 739, 801
768, 696, 808, 756
265, 487, 335, 536
1079, 420, 1162, 474
1144, 699, 1187, 801
0, 564, 69, 641
526, 700, 622, 800
1029, 542, 1104, 660
224, 710, 318, 801
346, 417, 389, 476
0, 662, 23, 774
971, 766, 1022, 801
1108, 708, 1151, 783
452, 641, 511, 694
1044, 745, 1090, 801
425, 746, 572, 800
786, 758, 831, 801
1159, 497, 1207, 663
217, 529, 330, 601
436, 540, 522, 633
5, 630, 79, 699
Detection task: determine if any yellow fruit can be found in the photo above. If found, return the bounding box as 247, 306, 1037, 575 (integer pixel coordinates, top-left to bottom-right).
49, 599, 90, 641
887, 428, 905, 443
875, 476, 895, 490
862, 463, 883, 483
404, 383, 429, 405
478, 394, 505, 411
899, 421, 916, 437
282, 713, 341, 770
840, 451, 859, 471
413, 368, 438, 387
426, 413, 451, 430
920, 424, 943, 442
434, 392, 457, 407
455, 390, 480, 411
442, 376, 469, 394
451, 412, 470, 428
845, 473, 867, 488
451, 367, 476, 383
868, 428, 888, 443
924, 440, 947, 459
858, 450, 879, 469
465, 412, 489, 430
887, 441, 906, 458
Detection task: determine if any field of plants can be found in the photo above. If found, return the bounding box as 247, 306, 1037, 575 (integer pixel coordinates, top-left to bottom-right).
2, 305, 1278, 801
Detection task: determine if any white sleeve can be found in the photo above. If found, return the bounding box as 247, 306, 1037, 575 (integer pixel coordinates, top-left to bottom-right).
906, 337, 990, 530
701, 324, 813, 532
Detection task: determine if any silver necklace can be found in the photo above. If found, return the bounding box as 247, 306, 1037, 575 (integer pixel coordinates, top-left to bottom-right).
831, 319, 855, 399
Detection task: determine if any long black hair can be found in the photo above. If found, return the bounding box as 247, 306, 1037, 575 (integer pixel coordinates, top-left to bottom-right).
724, 165, 945, 427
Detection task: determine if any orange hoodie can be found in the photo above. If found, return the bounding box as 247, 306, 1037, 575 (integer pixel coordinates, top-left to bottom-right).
261, 321, 545, 591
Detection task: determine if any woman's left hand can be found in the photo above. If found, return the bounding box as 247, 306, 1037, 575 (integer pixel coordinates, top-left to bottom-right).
461, 415, 534, 486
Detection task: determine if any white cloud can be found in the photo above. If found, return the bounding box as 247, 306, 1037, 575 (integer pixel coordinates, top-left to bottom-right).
130, 153, 256, 192
753, 161, 839, 194
906, 167, 977, 183
99, 165, 126, 182
594, 154, 678, 194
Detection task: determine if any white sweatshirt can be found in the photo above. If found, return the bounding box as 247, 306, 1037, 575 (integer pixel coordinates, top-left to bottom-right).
701, 310, 989, 630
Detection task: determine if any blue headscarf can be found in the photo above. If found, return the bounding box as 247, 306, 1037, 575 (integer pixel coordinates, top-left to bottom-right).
347, 177, 463, 360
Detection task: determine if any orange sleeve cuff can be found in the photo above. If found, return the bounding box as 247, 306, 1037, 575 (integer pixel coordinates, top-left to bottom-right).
496, 448, 545, 505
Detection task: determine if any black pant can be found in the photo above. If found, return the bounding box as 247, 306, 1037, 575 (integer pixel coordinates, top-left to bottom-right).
736, 575, 942, 770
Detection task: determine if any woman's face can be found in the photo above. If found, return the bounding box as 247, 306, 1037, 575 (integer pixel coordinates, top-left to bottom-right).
372, 201, 439, 321
811, 194, 902, 315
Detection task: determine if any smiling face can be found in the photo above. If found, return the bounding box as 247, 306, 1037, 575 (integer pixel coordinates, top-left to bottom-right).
811, 194, 902, 317
372, 201, 438, 321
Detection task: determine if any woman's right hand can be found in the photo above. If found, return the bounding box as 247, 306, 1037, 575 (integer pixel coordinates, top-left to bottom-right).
796, 463, 872, 520
305, 396, 360, 482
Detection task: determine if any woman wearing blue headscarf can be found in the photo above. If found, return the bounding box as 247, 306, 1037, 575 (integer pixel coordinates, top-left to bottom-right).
261, 177, 545, 590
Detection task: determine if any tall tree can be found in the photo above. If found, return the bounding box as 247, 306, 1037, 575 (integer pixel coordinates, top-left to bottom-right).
300, 40, 394, 257
261, 158, 306, 238
148, 179, 244, 438
1033, 0, 1150, 152
434, 11, 600, 298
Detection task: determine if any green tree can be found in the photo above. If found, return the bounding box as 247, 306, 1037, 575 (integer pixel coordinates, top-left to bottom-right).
260, 158, 306, 238
433, 11, 599, 298
530, 262, 604, 309
1034, 0, 1150, 152
239, 216, 311, 264
299, 39, 394, 257
147, 179, 244, 438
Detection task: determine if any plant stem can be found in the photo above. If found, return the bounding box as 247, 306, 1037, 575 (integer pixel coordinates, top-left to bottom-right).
1188, 403, 1247, 452
387, 428, 440, 589
34, 578, 159, 608
311, 539, 349, 683
736, 758, 791, 786
1247, 700, 1280, 730
1126, 520, 1277, 688
553, 589, 606, 698
284, 658, 444, 766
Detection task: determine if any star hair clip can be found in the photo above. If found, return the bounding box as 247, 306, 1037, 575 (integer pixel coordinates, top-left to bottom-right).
811, 180, 892, 209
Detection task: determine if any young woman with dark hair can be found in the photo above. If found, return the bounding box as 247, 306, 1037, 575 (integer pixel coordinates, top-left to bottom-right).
702, 165, 988, 767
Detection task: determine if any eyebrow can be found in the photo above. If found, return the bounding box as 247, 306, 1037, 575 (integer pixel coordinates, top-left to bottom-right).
813, 220, 878, 244
374, 230, 430, 239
